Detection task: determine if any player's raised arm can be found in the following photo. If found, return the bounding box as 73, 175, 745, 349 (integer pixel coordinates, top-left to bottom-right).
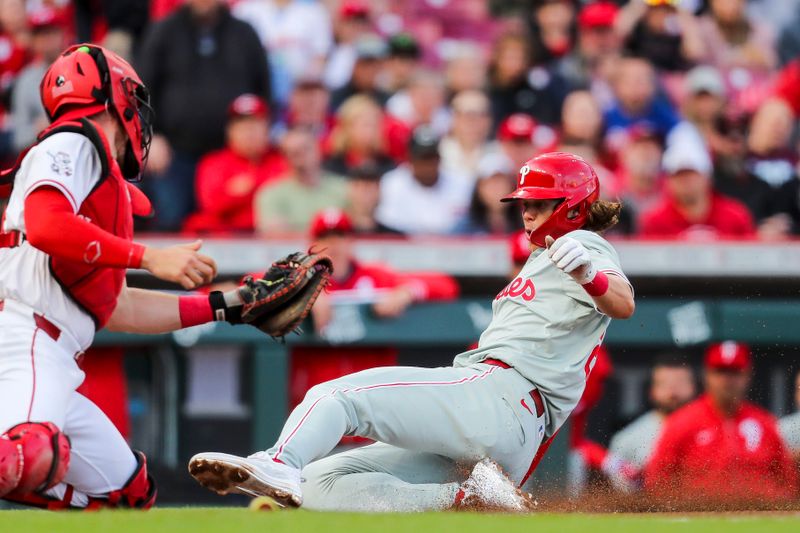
545, 235, 635, 319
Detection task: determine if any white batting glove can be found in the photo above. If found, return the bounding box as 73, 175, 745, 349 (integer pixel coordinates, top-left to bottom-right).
545, 235, 596, 284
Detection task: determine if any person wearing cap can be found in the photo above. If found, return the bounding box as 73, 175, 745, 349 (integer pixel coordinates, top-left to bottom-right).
232, 0, 332, 106
11, 9, 67, 152
638, 139, 755, 238
778, 370, 800, 463
562, 1, 620, 90
183, 94, 288, 233
495, 113, 541, 172
439, 90, 495, 186
452, 153, 518, 235
254, 127, 348, 235
323, 1, 372, 92
384, 33, 422, 93
376, 125, 472, 235
330, 34, 390, 111
645, 342, 797, 503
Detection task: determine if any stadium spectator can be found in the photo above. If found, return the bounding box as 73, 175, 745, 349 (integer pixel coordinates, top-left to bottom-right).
386, 69, 450, 137
558, 1, 621, 93
528, 0, 577, 66
779, 369, 800, 462
183, 94, 288, 233
609, 355, 696, 482
344, 164, 402, 236
698, 0, 777, 74
616, 0, 705, 72
330, 34, 390, 111
644, 342, 798, 504
488, 32, 565, 128
613, 126, 665, 234
323, 1, 373, 92
603, 56, 680, 154
11, 9, 66, 153
453, 153, 517, 235
323, 95, 397, 178
443, 41, 488, 96
278, 75, 333, 139
137, 0, 270, 231
639, 139, 755, 238
384, 33, 423, 93
439, 90, 495, 186
233, 0, 332, 106
376, 125, 472, 235
495, 113, 542, 173
254, 127, 347, 235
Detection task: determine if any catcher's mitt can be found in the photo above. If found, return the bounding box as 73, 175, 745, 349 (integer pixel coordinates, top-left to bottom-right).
238, 251, 333, 338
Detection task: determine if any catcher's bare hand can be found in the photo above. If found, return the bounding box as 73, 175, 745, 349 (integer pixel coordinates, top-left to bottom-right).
141, 240, 217, 289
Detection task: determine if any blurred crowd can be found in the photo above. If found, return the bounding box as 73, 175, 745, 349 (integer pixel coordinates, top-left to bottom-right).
2, 0, 800, 240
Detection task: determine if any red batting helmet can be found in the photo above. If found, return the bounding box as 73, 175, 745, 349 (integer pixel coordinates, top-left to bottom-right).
502, 152, 599, 247
40, 43, 154, 181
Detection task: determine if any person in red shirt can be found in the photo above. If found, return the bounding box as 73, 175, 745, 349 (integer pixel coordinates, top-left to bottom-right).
184, 94, 288, 233
644, 341, 798, 504
639, 140, 755, 239
292, 208, 459, 409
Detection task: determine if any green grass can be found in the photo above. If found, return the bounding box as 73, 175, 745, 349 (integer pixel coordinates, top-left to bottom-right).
1, 508, 800, 533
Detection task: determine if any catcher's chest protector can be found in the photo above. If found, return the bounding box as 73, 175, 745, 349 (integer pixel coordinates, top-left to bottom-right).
4, 119, 134, 328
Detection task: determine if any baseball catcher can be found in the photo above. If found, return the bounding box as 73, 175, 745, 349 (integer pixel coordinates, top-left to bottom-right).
0, 43, 328, 511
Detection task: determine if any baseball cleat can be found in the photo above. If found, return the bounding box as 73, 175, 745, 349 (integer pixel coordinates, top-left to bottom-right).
454, 458, 535, 513
188, 452, 302, 508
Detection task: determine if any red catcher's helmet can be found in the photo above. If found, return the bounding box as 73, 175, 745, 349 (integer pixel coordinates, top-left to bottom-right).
40, 43, 154, 181
501, 152, 599, 247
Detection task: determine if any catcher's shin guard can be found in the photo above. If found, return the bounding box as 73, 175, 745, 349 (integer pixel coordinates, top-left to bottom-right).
85, 450, 157, 510
1, 422, 70, 497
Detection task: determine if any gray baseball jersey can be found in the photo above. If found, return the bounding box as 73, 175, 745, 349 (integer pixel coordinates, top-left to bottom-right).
779, 412, 800, 452
454, 229, 630, 436
608, 410, 664, 469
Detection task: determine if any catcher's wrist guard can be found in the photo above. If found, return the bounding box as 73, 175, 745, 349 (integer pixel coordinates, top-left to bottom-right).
209, 290, 244, 324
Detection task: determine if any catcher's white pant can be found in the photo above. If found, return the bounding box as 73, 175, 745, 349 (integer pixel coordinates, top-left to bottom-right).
266, 363, 546, 511
0, 298, 137, 506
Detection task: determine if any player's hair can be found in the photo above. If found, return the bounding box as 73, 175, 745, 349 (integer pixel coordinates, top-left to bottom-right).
652, 352, 691, 370
583, 200, 622, 233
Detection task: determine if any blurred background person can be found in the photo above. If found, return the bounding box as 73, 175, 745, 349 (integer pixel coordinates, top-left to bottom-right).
698, 0, 776, 74
344, 164, 403, 236
137, 0, 270, 231
183, 94, 288, 234
383, 33, 423, 94
528, 0, 576, 68
323, 94, 397, 178
233, 0, 332, 107
323, 1, 373, 92
645, 342, 797, 504
779, 369, 800, 463
376, 125, 471, 235
386, 69, 450, 137
439, 89, 494, 186
278, 75, 333, 140
330, 34, 389, 110
494, 113, 543, 173
443, 41, 488, 97
488, 31, 565, 128
613, 126, 665, 235
255, 127, 347, 235
608, 354, 696, 485
616, 0, 705, 72
452, 153, 518, 236
639, 139, 755, 238
11, 8, 65, 153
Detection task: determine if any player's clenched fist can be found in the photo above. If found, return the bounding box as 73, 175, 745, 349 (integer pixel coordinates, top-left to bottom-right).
141, 240, 218, 289
545, 235, 595, 284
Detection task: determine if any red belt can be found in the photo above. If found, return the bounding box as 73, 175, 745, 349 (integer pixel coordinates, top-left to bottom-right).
484, 358, 545, 417
0, 299, 61, 341
0, 230, 22, 248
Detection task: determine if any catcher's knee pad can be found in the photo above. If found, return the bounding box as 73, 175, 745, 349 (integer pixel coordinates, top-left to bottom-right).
0, 436, 23, 497
1, 422, 71, 495
86, 450, 157, 510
